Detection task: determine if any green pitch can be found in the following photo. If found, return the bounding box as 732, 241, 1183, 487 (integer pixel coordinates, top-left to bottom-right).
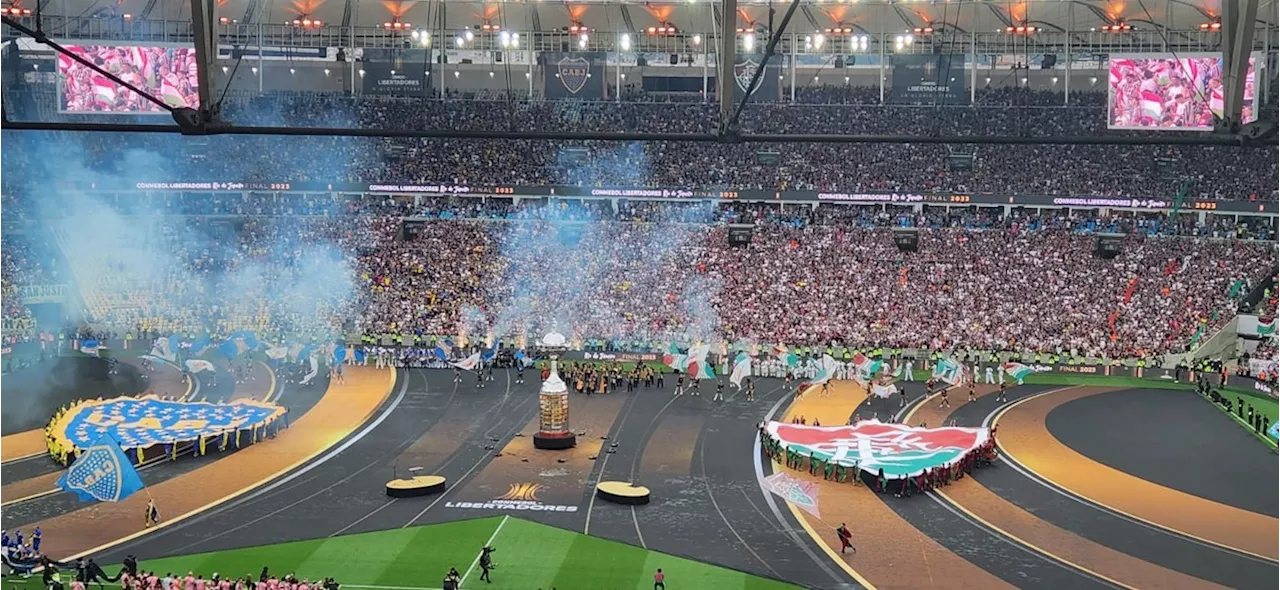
21, 517, 798, 590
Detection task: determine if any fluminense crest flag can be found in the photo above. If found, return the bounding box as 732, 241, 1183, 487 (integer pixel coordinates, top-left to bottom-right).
772, 344, 799, 368
849, 353, 883, 385
871, 382, 898, 399
685, 344, 716, 379
811, 354, 842, 385
57, 433, 145, 502
1259, 318, 1276, 337
663, 343, 686, 371
730, 351, 752, 389
766, 420, 989, 479
933, 358, 964, 385
1001, 362, 1034, 384
762, 472, 821, 518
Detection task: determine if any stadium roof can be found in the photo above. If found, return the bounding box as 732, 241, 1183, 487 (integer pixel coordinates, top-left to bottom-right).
58, 1, 1277, 35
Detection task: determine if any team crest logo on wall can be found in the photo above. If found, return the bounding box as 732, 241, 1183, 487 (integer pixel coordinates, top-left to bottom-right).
735, 59, 761, 95
557, 57, 591, 94
922, 58, 937, 78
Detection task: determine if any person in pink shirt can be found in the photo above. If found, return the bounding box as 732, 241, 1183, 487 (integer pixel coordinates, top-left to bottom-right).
265, 577, 278, 590
147, 572, 160, 590
298, 579, 309, 590
185, 573, 196, 590
72, 581, 87, 590
218, 577, 232, 590
194, 575, 206, 590
255, 579, 267, 590
119, 572, 132, 590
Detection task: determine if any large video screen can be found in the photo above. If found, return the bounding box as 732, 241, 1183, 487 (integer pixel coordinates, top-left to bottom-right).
1107, 54, 1256, 130
57, 44, 200, 113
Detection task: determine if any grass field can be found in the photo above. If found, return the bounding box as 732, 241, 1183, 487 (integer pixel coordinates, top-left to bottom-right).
1201, 387, 1279, 450
10, 517, 797, 590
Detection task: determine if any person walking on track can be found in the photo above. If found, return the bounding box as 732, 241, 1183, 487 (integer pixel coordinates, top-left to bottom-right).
837, 523, 856, 554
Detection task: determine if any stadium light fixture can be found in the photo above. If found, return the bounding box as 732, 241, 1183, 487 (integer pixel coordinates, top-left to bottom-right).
221, 66, 228, 74
464, 28, 475, 42
743, 32, 756, 52
578, 33, 590, 49
123, 13, 132, 21
251, 67, 259, 75
1005, 25, 1037, 35
1099, 23, 1133, 32
912, 26, 934, 35
620, 33, 632, 51
358, 69, 365, 76
289, 68, 296, 75
1199, 21, 1221, 31
455, 36, 465, 47
324, 68, 330, 76
850, 35, 869, 52
692, 35, 702, 46
894, 34, 913, 51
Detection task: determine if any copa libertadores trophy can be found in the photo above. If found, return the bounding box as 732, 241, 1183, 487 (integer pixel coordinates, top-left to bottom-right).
533, 331, 576, 450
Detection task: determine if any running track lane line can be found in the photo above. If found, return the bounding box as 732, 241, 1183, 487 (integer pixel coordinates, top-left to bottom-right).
581, 381, 651, 536
979, 401, 1278, 567
459, 515, 509, 588
904, 386, 1135, 589
990, 389, 1280, 564
753, 385, 867, 589
62, 367, 405, 561
401, 371, 538, 529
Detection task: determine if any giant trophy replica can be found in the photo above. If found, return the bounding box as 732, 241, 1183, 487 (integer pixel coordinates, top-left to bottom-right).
533, 332, 576, 450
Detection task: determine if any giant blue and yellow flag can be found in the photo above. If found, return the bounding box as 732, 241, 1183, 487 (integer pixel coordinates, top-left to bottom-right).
50, 396, 287, 452
56, 433, 146, 503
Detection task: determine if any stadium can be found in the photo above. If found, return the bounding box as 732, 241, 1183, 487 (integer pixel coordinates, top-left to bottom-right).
0, 0, 1277, 589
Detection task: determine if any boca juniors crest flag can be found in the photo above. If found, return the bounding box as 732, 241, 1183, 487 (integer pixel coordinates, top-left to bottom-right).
545, 52, 604, 98
766, 420, 989, 479
57, 433, 146, 503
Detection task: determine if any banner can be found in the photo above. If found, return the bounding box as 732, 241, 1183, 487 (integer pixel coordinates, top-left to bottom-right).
766, 419, 990, 479
762, 472, 821, 518
56, 433, 146, 503
889, 54, 968, 105
544, 52, 605, 99
362, 61, 429, 96
731, 55, 782, 103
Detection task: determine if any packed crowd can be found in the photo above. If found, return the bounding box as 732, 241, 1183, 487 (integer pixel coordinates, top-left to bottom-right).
2, 87, 1276, 200
359, 205, 1272, 358
1, 194, 1273, 359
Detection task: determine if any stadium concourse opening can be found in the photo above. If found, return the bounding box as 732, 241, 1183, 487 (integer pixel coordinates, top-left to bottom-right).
1, 2, 1278, 589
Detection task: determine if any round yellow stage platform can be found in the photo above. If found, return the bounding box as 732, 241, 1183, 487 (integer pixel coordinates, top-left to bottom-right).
385, 475, 447, 498
595, 481, 650, 505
